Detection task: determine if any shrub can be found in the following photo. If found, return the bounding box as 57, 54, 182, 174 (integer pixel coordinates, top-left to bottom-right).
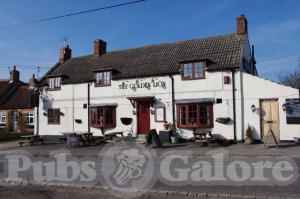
246, 126, 253, 138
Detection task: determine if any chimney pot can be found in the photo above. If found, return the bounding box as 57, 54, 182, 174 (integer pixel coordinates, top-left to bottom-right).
237, 14, 248, 34
29, 74, 37, 89
94, 39, 107, 56
10, 66, 20, 83
60, 44, 72, 63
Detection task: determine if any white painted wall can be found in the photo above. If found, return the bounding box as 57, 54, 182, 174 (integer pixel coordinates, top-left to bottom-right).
38, 71, 300, 141
38, 72, 236, 139
237, 72, 299, 141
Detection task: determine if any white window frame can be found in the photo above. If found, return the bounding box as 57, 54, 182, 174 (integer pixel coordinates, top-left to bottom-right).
95, 71, 111, 87
0, 113, 6, 126
48, 77, 61, 90
25, 113, 34, 126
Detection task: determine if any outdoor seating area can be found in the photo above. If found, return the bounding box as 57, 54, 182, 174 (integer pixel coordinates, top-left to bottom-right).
193, 129, 216, 146
60, 131, 125, 148
144, 128, 224, 148
15, 127, 224, 149
18, 135, 44, 147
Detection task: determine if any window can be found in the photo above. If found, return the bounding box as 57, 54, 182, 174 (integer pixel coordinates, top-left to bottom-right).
25, 113, 34, 126
48, 109, 60, 124
177, 103, 213, 128
0, 113, 6, 126
182, 62, 205, 80
90, 106, 116, 128
95, 71, 111, 87
48, 77, 61, 90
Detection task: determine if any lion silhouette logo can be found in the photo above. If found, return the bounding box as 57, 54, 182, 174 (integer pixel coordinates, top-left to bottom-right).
100, 143, 156, 198
112, 148, 146, 185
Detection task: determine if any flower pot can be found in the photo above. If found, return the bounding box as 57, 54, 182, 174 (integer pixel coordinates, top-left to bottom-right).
163, 122, 169, 130
245, 137, 253, 145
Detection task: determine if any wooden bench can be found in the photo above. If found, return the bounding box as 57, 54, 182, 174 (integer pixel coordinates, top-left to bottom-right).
18, 140, 33, 147
193, 129, 216, 146
104, 132, 124, 142
19, 135, 44, 147
59, 136, 67, 144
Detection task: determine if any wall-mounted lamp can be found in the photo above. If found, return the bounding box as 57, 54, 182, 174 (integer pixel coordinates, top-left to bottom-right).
60, 112, 65, 116
132, 110, 136, 115
282, 103, 287, 112
150, 108, 155, 115
251, 104, 256, 113
43, 112, 47, 116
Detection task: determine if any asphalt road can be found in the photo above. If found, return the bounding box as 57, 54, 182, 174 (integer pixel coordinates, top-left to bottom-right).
0, 153, 299, 198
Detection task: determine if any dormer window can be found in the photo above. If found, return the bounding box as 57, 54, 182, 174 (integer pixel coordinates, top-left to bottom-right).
94, 71, 111, 87
182, 62, 205, 80
48, 77, 61, 90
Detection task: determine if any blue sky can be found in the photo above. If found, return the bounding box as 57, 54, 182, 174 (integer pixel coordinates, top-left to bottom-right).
0, 0, 299, 82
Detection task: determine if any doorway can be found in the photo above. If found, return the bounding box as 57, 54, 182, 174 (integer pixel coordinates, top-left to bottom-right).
12, 111, 18, 132
137, 101, 150, 134
260, 99, 280, 140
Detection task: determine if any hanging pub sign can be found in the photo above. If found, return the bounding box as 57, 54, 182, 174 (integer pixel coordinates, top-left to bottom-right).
118, 79, 166, 90
286, 98, 300, 124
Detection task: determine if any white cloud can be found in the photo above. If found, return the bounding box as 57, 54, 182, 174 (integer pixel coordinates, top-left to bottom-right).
257, 54, 299, 81
252, 20, 300, 45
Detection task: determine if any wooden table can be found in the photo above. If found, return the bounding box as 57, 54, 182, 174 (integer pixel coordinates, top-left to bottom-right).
63, 132, 104, 147
104, 132, 124, 142
19, 135, 44, 147
193, 129, 215, 146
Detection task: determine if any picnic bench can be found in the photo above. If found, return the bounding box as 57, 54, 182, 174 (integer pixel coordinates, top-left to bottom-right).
59, 135, 67, 144
19, 135, 44, 147
193, 129, 216, 146
62, 132, 102, 148
104, 131, 124, 141
61, 131, 125, 148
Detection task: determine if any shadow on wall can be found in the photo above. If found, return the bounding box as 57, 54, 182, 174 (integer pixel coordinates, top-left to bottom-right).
250, 107, 263, 140
257, 107, 264, 117
248, 124, 260, 140
42, 94, 54, 112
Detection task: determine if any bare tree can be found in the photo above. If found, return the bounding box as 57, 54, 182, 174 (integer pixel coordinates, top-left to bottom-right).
279, 57, 300, 89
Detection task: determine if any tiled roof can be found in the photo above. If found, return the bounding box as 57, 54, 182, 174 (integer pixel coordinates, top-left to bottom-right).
41, 33, 247, 84
0, 81, 37, 110
0, 80, 10, 96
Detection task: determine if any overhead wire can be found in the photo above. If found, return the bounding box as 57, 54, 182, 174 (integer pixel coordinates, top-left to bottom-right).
0, 0, 147, 29
0, 0, 148, 77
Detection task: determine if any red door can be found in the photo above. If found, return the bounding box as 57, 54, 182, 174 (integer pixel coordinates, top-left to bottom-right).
137, 101, 150, 134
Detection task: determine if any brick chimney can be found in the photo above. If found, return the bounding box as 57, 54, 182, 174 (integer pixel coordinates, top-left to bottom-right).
28, 74, 37, 89
94, 39, 107, 56
237, 15, 248, 34
60, 44, 72, 63
10, 66, 20, 83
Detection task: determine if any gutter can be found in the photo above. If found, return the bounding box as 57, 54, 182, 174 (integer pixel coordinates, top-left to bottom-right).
232, 70, 237, 142
169, 75, 176, 126
88, 82, 91, 134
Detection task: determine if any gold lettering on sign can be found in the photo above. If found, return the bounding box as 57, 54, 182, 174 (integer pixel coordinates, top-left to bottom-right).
118, 79, 166, 90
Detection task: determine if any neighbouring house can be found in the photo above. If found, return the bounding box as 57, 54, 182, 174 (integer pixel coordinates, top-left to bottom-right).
37, 15, 300, 141
0, 66, 39, 134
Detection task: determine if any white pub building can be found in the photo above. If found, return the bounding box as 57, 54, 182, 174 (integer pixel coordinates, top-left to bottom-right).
37, 15, 300, 142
